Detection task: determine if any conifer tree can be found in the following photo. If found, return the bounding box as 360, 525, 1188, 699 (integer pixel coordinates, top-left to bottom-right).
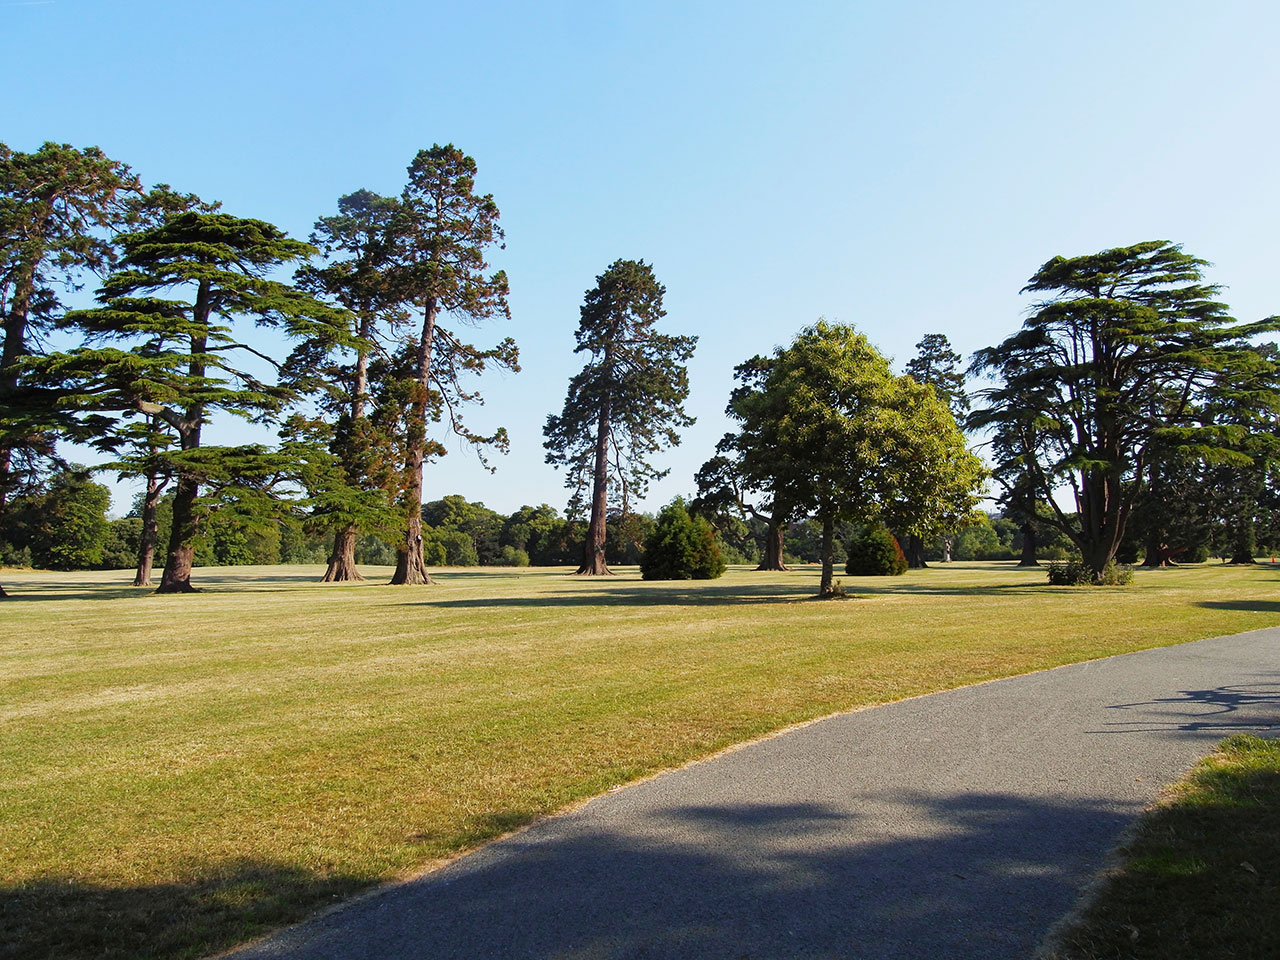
386, 145, 517, 585
543, 259, 695, 575
51, 212, 350, 592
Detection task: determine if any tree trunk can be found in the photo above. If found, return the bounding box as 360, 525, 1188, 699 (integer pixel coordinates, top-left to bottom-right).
392, 302, 436, 585
323, 524, 364, 582
157, 474, 199, 593
905, 533, 927, 569
755, 515, 789, 571
1229, 512, 1257, 564
133, 471, 165, 587
942, 535, 953, 563
818, 512, 836, 596
576, 374, 613, 576
1017, 520, 1039, 567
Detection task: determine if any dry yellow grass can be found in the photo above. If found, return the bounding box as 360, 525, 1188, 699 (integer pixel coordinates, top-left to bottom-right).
2, 560, 1278, 959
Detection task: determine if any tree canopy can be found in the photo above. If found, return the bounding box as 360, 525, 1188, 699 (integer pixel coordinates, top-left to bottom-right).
970, 240, 1280, 579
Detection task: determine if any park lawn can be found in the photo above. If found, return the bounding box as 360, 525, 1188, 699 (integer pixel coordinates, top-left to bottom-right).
1043, 733, 1280, 959
2, 560, 1279, 960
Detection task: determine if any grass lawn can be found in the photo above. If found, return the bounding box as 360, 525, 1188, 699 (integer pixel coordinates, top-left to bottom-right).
1043, 734, 1280, 959
3, 560, 1280, 960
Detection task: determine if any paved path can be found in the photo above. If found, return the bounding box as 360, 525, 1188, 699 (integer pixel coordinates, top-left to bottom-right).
230, 627, 1280, 960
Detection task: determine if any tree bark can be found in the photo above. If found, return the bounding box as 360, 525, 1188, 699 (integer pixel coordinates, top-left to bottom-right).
755, 514, 789, 571
323, 524, 365, 582
1017, 520, 1039, 567
818, 512, 836, 596
157, 474, 199, 593
576, 368, 613, 576
133, 469, 165, 587
905, 533, 927, 569
941, 535, 953, 563
392, 301, 436, 585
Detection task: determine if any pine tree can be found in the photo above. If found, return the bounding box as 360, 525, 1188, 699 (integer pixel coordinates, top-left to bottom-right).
543, 259, 696, 575
387, 145, 517, 585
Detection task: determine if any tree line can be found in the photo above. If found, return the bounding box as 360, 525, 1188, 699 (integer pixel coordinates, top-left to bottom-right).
4, 141, 1277, 595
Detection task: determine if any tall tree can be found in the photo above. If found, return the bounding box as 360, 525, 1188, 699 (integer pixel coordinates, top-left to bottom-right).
0, 142, 141, 597
50, 212, 349, 592
543, 259, 696, 575
291, 189, 404, 582
387, 145, 517, 585
970, 241, 1280, 579
904, 333, 969, 419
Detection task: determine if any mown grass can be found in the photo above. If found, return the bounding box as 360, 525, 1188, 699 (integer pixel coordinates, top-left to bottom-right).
3, 560, 1280, 960
1043, 733, 1280, 960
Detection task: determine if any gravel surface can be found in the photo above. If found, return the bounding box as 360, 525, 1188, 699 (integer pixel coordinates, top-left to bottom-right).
227, 626, 1280, 960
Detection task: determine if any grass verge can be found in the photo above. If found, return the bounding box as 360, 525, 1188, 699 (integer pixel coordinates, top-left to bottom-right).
3, 560, 1279, 959
1042, 734, 1280, 960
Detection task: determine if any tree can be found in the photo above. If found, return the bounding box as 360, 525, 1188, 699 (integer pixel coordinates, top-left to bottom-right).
879, 375, 986, 568
386, 145, 517, 585
0, 467, 110, 570
51, 212, 349, 592
970, 241, 1280, 580
543, 259, 695, 575
291, 189, 404, 582
0, 142, 141, 596
904, 333, 969, 419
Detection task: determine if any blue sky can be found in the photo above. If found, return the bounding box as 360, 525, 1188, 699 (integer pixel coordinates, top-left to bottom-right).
4, 0, 1279, 516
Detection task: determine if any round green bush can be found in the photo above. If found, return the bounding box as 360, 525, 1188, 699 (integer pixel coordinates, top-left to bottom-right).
641, 499, 726, 580
844, 526, 908, 576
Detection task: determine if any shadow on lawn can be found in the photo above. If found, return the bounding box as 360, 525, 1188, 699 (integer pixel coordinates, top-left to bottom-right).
0, 861, 368, 960
222, 790, 1133, 960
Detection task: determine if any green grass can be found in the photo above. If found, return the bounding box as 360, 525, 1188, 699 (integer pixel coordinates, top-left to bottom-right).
1043, 734, 1280, 960
3, 560, 1280, 960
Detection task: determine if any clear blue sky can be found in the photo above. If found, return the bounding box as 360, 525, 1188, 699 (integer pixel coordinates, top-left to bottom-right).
4, 0, 1279, 516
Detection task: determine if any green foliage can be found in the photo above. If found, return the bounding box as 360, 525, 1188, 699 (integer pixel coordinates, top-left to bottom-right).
1047, 559, 1134, 586
845, 526, 908, 576
971, 240, 1280, 578
100, 517, 143, 569
1, 468, 111, 570
641, 499, 725, 580
904, 333, 969, 419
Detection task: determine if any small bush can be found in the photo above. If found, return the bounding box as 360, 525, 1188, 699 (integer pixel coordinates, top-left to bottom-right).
641, 499, 726, 580
497, 545, 530, 567
845, 526, 908, 576
1047, 559, 1134, 586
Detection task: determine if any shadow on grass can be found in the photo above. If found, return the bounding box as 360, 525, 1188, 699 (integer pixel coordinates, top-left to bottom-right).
1197, 599, 1280, 613
0, 861, 369, 960
224, 791, 1137, 960
1098, 682, 1280, 736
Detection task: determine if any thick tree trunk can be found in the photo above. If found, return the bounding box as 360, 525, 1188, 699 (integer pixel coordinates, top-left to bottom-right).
818, 513, 836, 596
1229, 513, 1257, 564
157, 474, 199, 593
1017, 520, 1039, 567
755, 516, 789, 571
905, 533, 927, 569
576, 377, 613, 576
323, 524, 365, 582
392, 302, 436, 585
133, 470, 164, 587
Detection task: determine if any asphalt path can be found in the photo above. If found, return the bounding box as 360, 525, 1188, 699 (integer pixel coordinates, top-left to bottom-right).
229, 627, 1280, 960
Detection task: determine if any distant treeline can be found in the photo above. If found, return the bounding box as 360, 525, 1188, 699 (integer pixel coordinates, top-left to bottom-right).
6, 473, 1269, 574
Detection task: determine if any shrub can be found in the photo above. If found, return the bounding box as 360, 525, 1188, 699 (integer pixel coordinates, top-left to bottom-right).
1047, 559, 1134, 585
845, 526, 908, 576
641, 499, 726, 580
497, 545, 530, 567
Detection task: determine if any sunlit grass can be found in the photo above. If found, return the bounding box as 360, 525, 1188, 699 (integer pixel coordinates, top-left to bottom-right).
1043, 734, 1280, 959
3, 560, 1280, 959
